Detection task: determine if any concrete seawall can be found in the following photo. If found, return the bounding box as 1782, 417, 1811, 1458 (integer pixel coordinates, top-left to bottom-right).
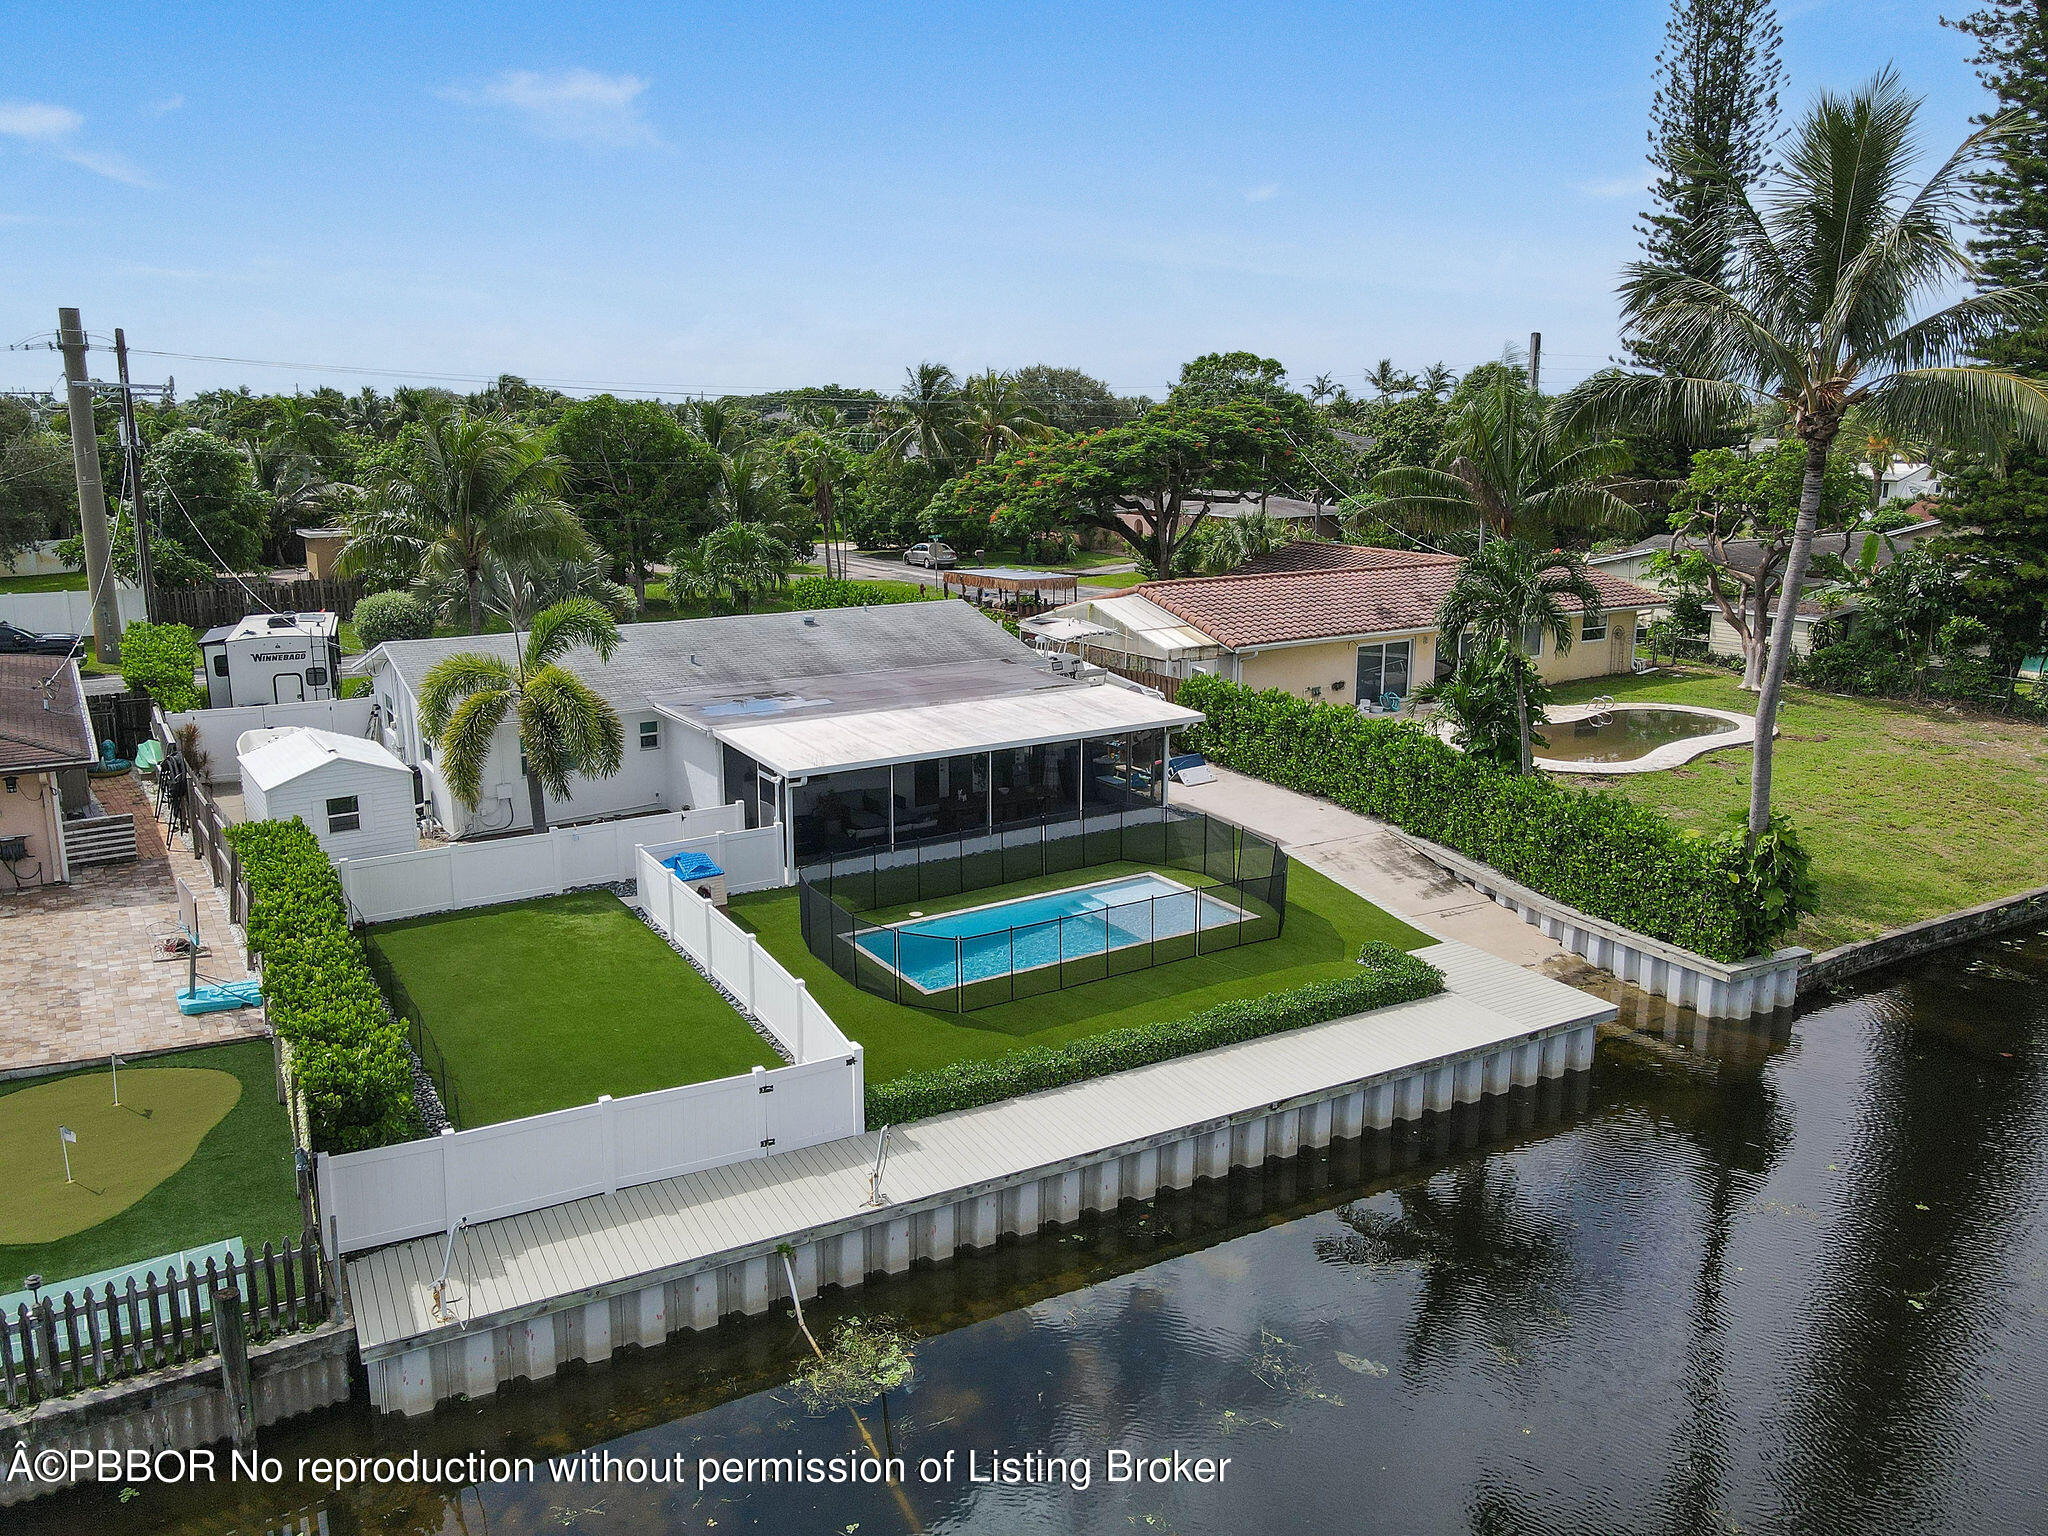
1801, 882, 2048, 993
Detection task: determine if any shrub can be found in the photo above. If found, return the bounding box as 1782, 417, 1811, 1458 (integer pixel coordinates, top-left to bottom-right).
866, 942, 1443, 1124
1180, 674, 1814, 961
352, 589, 433, 648
226, 818, 417, 1151
118, 621, 205, 711
787, 575, 924, 611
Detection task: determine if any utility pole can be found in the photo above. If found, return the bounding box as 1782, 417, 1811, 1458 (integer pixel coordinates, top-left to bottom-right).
1528, 332, 1542, 395
57, 308, 123, 665
114, 328, 156, 623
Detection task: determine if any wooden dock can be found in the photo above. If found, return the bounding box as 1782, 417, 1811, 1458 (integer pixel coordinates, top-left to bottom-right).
348, 940, 1610, 1415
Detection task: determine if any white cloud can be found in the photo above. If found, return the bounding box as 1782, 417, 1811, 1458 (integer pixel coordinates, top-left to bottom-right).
149, 94, 186, 115
1243, 183, 1281, 203
0, 100, 150, 185
441, 68, 658, 148
1576, 173, 1649, 199
0, 101, 83, 140
57, 147, 150, 186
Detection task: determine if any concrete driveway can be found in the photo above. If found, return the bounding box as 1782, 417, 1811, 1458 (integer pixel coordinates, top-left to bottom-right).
1170, 766, 1569, 970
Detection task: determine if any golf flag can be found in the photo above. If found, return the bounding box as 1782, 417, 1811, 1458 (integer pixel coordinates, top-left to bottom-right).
58, 1123, 76, 1183
58, 1126, 75, 1144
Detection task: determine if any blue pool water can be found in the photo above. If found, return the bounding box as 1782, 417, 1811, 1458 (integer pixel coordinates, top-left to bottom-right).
853, 873, 1246, 992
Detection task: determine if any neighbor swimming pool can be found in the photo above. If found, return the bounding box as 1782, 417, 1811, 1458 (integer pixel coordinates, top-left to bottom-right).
852, 872, 1250, 993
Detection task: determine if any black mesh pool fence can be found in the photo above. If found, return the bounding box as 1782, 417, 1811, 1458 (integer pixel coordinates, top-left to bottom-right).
796, 808, 1288, 1014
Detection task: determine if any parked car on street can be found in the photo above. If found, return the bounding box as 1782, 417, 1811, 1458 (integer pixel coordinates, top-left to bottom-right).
0, 620, 83, 657
904, 541, 957, 569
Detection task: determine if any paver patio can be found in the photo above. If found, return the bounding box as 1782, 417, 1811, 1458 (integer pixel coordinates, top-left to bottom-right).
0, 774, 261, 1076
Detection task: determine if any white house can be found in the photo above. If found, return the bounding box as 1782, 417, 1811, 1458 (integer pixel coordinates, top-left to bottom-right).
237, 726, 420, 860
359, 601, 1201, 874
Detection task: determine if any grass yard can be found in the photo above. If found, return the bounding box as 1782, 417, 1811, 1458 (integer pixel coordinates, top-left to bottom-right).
1550, 666, 2048, 951
363, 891, 779, 1128
0, 1041, 301, 1295
0, 569, 87, 593
729, 861, 1429, 1084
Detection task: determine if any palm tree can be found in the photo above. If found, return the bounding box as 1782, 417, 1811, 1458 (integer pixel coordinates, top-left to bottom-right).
339, 407, 589, 634
683, 398, 753, 457
1195, 506, 1299, 573
788, 428, 852, 580
450, 551, 637, 630
878, 362, 968, 467
1417, 362, 1457, 401
417, 597, 625, 833
1366, 358, 1417, 400
1371, 367, 1638, 546
243, 431, 346, 564
1434, 539, 1603, 773
961, 370, 1050, 463
667, 520, 793, 613
1557, 70, 2048, 839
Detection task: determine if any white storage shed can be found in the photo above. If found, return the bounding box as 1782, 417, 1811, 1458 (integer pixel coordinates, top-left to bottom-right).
237, 727, 420, 860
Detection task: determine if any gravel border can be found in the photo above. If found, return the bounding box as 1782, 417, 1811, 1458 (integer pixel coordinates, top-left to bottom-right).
626, 891, 795, 1066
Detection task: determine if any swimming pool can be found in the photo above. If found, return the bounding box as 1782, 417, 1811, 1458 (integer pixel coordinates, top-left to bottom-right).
852, 872, 1251, 993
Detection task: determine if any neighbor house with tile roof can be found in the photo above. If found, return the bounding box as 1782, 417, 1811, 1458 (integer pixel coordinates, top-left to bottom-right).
1031, 542, 1666, 706
0, 654, 98, 889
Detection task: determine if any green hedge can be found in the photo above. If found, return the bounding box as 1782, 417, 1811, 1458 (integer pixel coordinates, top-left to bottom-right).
866, 942, 1444, 1124
1181, 673, 1810, 962
118, 621, 205, 712
226, 818, 417, 1152
352, 589, 433, 648
787, 575, 923, 610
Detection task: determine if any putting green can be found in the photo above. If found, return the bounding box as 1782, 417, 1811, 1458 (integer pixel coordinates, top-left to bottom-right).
0, 1068, 242, 1244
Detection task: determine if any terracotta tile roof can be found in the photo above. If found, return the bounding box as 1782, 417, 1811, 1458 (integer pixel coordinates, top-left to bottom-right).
0, 655, 96, 772
1236, 541, 1461, 575
1133, 544, 1665, 649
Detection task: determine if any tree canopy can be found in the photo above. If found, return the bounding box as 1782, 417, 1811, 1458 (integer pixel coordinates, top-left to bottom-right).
552, 395, 720, 601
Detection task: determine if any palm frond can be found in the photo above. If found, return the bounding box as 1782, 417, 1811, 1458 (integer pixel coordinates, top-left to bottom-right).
417, 652, 514, 739
523, 597, 622, 672
436, 686, 514, 809
1858, 366, 2048, 456
516, 666, 624, 799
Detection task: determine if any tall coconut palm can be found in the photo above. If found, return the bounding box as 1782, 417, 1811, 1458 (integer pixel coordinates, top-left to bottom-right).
1367, 358, 1418, 400
1434, 540, 1603, 774
1417, 362, 1458, 401
1372, 368, 1638, 546
961, 370, 1051, 463
683, 397, 753, 458
417, 597, 624, 833
788, 428, 852, 580
878, 362, 968, 467
339, 407, 589, 633
1557, 69, 2048, 839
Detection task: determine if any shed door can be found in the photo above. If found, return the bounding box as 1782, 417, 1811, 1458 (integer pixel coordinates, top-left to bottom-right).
273, 669, 305, 703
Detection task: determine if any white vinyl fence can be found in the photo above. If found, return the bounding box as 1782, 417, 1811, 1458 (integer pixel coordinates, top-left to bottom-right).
637, 844, 853, 1066
337, 804, 761, 922
315, 1052, 864, 1256
0, 582, 149, 637
164, 697, 377, 783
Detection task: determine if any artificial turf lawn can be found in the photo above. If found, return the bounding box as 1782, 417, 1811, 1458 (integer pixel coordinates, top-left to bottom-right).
1550, 665, 2048, 951
727, 861, 1430, 1085
0, 1068, 241, 1244
362, 891, 779, 1129
0, 1041, 301, 1295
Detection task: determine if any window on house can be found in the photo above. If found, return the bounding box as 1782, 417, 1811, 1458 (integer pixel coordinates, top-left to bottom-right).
326, 795, 361, 833
1520, 623, 1545, 656
1581, 614, 1608, 642
640, 719, 660, 750
1355, 640, 1413, 701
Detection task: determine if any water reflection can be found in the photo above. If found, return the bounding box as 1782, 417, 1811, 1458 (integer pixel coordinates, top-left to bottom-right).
15, 931, 2048, 1535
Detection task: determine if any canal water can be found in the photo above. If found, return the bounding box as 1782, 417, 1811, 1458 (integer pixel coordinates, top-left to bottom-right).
20, 926, 2048, 1535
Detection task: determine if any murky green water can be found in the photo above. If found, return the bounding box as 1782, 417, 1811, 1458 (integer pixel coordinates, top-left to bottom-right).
18, 928, 2048, 1535
1538, 706, 1736, 763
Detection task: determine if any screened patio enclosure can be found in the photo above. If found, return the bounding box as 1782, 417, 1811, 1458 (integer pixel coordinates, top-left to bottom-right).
664, 674, 1201, 870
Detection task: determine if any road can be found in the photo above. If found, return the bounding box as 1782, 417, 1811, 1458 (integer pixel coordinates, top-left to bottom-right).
834, 545, 1139, 598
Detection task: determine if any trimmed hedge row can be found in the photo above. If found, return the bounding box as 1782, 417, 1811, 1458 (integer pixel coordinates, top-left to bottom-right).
865, 942, 1444, 1125
787, 576, 924, 610
1181, 673, 1807, 962
226, 818, 417, 1152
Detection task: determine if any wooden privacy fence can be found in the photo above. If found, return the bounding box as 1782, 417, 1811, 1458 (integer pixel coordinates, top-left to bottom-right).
152, 576, 368, 630
0, 1237, 330, 1407
86, 690, 157, 759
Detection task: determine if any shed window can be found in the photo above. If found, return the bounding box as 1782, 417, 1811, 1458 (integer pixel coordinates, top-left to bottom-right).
640, 719, 660, 750
325, 795, 361, 834
1581, 614, 1608, 642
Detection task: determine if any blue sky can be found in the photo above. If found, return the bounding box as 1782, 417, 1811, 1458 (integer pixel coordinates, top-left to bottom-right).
0, 2, 1990, 403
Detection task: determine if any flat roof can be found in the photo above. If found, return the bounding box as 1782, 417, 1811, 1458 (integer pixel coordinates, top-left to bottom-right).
708, 681, 1203, 777
649, 657, 1070, 730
